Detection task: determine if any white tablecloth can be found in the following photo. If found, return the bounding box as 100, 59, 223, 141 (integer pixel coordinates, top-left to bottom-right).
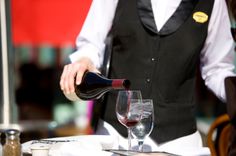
22, 119, 211, 156
22, 135, 210, 156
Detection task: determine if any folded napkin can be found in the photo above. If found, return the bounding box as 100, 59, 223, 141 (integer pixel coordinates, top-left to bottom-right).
22, 135, 119, 156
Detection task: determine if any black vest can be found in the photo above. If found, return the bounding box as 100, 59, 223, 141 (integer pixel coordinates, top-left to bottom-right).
99, 0, 214, 144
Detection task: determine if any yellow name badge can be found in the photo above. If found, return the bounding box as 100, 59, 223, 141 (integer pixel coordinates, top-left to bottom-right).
193, 12, 208, 23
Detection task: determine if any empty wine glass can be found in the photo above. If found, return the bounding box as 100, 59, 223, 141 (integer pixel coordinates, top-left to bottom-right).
131, 99, 154, 152
116, 90, 142, 151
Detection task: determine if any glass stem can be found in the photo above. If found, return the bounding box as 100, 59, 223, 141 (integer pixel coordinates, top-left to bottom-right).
138, 140, 144, 152
128, 128, 132, 150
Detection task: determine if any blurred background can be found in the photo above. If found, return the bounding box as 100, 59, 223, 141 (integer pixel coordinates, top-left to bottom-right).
11, 0, 92, 127
1, 0, 94, 142
0, 0, 235, 145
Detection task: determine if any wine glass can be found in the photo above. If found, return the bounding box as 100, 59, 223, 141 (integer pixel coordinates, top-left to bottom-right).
116, 90, 142, 151
131, 99, 154, 152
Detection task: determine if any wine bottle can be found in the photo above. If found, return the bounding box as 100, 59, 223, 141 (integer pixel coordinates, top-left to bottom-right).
65, 71, 130, 101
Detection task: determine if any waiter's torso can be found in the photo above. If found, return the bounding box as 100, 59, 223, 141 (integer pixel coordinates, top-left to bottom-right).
100, 0, 214, 144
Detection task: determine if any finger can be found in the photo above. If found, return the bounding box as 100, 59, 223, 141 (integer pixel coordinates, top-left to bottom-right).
91, 67, 101, 74
60, 65, 69, 91
64, 65, 73, 94
68, 63, 80, 93
66, 64, 78, 93
75, 63, 87, 85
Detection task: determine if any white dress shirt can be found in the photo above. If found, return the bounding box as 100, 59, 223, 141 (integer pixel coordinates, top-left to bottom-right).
69, 0, 235, 149
70, 0, 235, 102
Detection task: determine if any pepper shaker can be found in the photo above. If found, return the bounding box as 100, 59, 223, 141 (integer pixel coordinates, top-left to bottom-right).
3, 129, 21, 156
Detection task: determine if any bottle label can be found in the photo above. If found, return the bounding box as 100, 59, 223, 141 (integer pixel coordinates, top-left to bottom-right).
112, 79, 125, 89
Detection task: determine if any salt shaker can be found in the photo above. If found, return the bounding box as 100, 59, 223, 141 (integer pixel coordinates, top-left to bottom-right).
3, 129, 21, 156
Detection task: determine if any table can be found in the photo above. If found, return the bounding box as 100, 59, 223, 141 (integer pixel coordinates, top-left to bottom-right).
22, 135, 211, 156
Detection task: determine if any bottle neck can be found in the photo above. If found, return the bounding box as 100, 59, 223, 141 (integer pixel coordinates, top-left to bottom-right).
112, 79, 130, 89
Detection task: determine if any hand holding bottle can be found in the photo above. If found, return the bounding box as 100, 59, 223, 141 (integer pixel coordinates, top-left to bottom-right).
60, 57, 100, 101
74, 71, 130, 100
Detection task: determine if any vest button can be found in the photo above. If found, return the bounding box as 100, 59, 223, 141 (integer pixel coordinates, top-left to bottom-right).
146, 78, 151, 83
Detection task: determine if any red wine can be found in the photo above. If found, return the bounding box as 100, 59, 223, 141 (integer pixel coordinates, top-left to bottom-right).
75, 71, 130, 100
119, 118, 139, 127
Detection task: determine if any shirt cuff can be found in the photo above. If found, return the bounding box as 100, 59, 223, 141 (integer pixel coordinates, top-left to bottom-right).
205, 70, 236, 102
69, 44, 102, 69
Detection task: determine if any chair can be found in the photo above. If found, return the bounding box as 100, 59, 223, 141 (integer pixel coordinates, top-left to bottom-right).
207, 76, 236, 156
224, 76, 236, 156
225, 76, 236, 126
207, 114, 231, 156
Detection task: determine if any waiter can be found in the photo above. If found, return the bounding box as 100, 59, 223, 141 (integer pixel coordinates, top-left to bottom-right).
60, 0, 235, 149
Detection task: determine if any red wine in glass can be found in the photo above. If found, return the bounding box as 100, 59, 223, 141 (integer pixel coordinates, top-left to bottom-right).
119, 118, 140, 127
116, 90, 142, 150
